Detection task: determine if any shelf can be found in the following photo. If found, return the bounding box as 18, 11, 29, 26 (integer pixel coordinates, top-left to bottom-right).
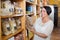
2, 29, 23, 40
2, 0, 23, 1
26, 1, 35, 5
1, 14, 24, 18
0, 0, 40, 40
26, 13, 34, 16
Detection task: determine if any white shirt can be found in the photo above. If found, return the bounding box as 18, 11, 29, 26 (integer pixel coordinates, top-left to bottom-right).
33, 17, 54, 40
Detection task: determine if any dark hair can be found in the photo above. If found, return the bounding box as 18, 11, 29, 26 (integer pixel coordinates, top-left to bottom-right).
43, 6, 52, 15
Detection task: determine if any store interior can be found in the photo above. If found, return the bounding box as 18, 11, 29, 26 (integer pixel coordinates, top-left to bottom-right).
0, 0, 60, 40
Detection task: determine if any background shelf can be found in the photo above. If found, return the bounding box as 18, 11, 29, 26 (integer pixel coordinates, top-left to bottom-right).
1, 14, 24, 18
26, 1, 34, 5
26, 13, 34, 16
0, 0, 42, 40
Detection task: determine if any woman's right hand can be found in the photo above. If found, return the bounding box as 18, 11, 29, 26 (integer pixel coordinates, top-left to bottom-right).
29, 27, 36, 33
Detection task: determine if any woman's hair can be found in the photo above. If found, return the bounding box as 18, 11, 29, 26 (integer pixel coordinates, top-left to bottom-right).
43, 6, 52, 15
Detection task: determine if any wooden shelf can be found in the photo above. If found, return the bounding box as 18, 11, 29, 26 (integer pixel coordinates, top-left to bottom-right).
1, 14, 24, 18
26, 1, 35, 5
0, 0, 41, 40
26, 13, 34, 16
8, 0, 23, 1
2, 28, 23, 40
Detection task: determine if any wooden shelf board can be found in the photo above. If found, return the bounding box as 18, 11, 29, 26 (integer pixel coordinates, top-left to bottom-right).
26, 1, 35, 5
2, 29, 23, 40
26, 13, 34, 16
10, 0, 23, 2
1, 14, 24, 18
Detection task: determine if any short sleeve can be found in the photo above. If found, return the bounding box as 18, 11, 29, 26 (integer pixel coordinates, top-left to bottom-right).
41, 21, 54, 36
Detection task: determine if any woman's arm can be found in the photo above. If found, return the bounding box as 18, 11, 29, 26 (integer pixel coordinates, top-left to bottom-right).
30, 28, 48, 38
34, 31, 48, 38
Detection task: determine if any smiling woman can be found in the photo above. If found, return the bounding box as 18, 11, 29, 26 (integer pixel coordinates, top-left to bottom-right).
41, 6, 52, 18
27, 6, 54, 40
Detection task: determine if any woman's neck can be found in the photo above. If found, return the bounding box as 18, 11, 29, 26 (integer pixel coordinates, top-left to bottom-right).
42, 16, 50, 23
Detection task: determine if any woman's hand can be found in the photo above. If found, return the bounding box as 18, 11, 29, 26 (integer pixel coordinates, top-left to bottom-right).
30, 27, 36, 33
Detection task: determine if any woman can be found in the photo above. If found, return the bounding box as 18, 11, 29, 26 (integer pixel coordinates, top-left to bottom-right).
27, 6, 54, 40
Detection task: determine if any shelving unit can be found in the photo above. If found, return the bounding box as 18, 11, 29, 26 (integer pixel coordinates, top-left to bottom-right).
0, 0, 26, 40
0, 0, 1, 40
26, 0, 36, 40
36, 0, 40, 18
2, 29, 23, 40
0, 0, 47, 40
1, 14, 24, 18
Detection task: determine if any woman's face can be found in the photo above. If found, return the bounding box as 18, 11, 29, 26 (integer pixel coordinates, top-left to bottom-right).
41, 8, 48, 18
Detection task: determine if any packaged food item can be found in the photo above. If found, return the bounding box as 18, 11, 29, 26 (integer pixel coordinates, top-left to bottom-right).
9, 18, 17, 33
26, 11, 30, 14
14, 2, 23, 14
14, 33, 24, 40
15, 17, 21, 29
15, 6, 22, 14
2, 19, 11, 35
19, 34, 24, 40
26, 5, 33, 13
1, 0, 14, 16
8, 37, 14, 40
26, 16, 33, 25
